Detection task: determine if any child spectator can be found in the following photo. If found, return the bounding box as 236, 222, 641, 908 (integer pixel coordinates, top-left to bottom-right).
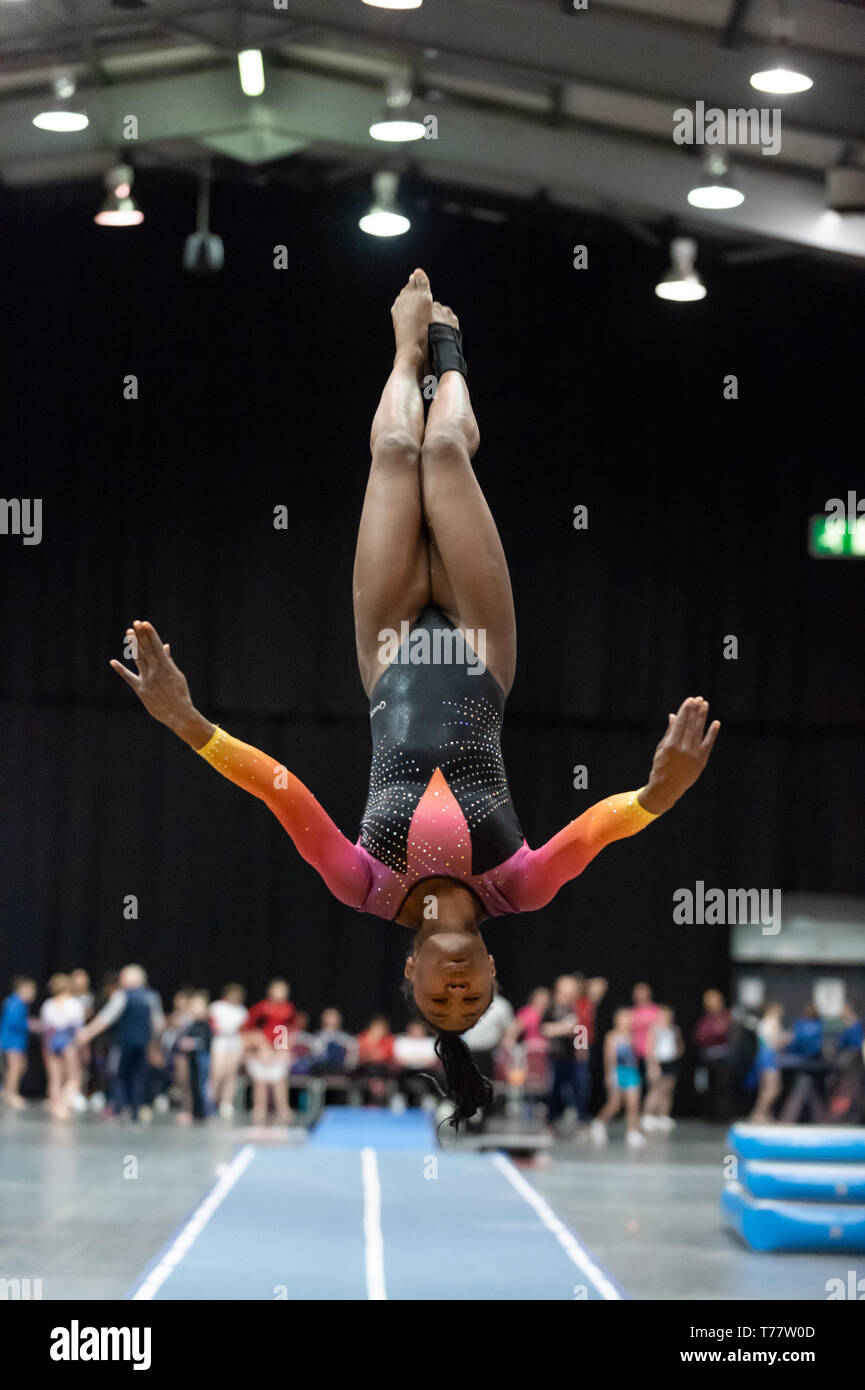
1, 976, 37, 1110
643, 1005, 683, 1132
209, 984, 248, 1119
40, 973, 86, 1121
591, 1008, 646, 1149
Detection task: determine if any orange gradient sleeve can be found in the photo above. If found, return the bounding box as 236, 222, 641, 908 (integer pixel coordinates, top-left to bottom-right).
195, 727, 372, 909
505, 791, 658, 912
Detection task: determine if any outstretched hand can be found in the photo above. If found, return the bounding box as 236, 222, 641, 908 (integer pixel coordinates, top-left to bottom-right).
638, 696, 721, 816
110, 619, 194, 730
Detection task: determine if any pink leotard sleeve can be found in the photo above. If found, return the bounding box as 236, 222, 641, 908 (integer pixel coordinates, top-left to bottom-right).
497, 790, 658, 912
194, 727, 372, 909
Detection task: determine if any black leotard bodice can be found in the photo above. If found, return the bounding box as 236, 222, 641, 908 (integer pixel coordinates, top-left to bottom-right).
358, 605, 524, 876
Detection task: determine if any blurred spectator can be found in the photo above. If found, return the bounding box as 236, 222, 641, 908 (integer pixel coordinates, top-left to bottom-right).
505, 987, 550, 1047
542, 974, 588, 1130
837, 1001, 864, 1054
67, 968, 95, 1110
78, 964, 165, 1123
462, 984, 514, 1080
208, 984, 248, 1119
591, 1007, 645, 1149
286, 1013, 316, 1079
643, 1005, 683, 1132
313, 1008, 357, 1075
749, 1002, 788, 1123
356, 1015, 396, 1102
1, 976, 37, 1110
393, 1021, 438, 1107
789, 1001, 824, 1059
694, 988, 735, 1121
243, 980, 296, 1126
244, 979, 296, 1051
69, 969, 94, 1019
175, 989, 214, 1123
828, 1002, 865, 1122
630, 982, 662, 1083
40, 974, 86, 1122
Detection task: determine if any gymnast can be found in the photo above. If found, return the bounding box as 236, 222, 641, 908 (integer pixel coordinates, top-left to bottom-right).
111, 268, 720, 1125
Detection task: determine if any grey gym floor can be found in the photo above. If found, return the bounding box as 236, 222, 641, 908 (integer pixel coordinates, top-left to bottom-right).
0, 1108, 848, 1300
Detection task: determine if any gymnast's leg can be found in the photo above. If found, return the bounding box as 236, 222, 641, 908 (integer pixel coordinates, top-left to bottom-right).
420, 302, 517, 695
353, 269, 434, 697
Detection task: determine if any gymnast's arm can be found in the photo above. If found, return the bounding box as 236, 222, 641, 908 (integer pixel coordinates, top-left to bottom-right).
110, 619, 372, 909
502, 696, 721, 911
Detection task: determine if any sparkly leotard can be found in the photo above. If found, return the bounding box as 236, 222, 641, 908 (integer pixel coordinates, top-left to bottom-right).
195, 605, 657, 920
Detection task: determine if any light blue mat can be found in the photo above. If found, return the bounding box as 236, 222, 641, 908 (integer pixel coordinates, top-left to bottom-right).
309, 1106, 435, 1150
741, 1159, 865, 1204
727, 1124, 865, 1163
722, 1181, 865, 1253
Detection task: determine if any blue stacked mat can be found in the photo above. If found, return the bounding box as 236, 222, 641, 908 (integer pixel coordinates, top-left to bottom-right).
721, 1124, 865, 1252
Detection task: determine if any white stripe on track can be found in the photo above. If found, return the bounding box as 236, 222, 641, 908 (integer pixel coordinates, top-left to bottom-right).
492, 1153, 624, 1300
361, 1147, 388, 1300
131, 1145, 257, 1300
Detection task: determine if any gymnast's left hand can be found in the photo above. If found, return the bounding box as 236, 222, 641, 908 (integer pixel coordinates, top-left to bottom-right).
637, 696, 721, 816
110, 619, 196, 729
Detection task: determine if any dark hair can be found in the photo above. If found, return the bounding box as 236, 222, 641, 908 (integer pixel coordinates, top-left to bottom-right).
431, 1030, 493, 1128
400, 972, 493, 1129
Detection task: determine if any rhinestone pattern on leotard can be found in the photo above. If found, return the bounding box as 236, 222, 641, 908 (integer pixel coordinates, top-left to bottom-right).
358, 607, 524, 878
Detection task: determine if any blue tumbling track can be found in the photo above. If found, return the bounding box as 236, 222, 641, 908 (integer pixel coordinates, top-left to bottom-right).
129, 1109, 626, 1300
308, 1107, 435, 1150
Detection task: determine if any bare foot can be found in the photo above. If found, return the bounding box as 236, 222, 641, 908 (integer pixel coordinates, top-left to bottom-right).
391, 268, 433, 362
2, 1094, 26, 1110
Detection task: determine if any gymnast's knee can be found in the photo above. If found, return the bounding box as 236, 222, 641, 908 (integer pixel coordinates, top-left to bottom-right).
370, 429, 421, 463
421, 427, 473, 465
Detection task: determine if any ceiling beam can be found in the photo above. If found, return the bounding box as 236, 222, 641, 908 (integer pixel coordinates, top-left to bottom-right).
2, 65, 863, 262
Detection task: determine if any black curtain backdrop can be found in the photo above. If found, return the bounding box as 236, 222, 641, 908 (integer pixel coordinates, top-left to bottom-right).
1, 170, 864, 1052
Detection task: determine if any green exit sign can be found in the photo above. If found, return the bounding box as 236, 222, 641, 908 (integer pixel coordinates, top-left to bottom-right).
809, 515, 865, 558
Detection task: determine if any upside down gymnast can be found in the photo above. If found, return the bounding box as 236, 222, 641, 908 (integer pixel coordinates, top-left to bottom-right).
111, 268, 721, 1124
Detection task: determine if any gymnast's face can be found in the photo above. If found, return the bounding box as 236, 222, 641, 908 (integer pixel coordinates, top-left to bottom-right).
405, 911, 496, 1033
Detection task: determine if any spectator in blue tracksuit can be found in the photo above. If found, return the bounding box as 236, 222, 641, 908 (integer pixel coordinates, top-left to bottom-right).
789, 1002, 824, 1060
836, 1004, 864, 1055
1, 976, 37, 1109
780, 1002, 827, 1123
78, 964, 164, 1121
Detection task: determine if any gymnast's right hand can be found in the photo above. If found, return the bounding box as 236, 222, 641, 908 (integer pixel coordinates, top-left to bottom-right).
110, 619, 203, 738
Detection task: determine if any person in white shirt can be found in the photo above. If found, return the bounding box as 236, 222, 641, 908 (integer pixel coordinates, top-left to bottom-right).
458, 987, 514, 1128
40, 974, 86, 1121
208, 984, 248, 1119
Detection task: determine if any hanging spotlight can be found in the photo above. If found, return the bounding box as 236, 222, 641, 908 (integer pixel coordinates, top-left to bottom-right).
687, 151, 745, 210
183, 165, 224, 274
654, 238, 707, 302
362, 1, 423, 9
94, 164, 144, 226
750, 62, 813, 94
359, 171, 410, 237
237, 49, 265, 97
370, 67, 426, 142
33, 74, 89, 132
750, 4, 812, 93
